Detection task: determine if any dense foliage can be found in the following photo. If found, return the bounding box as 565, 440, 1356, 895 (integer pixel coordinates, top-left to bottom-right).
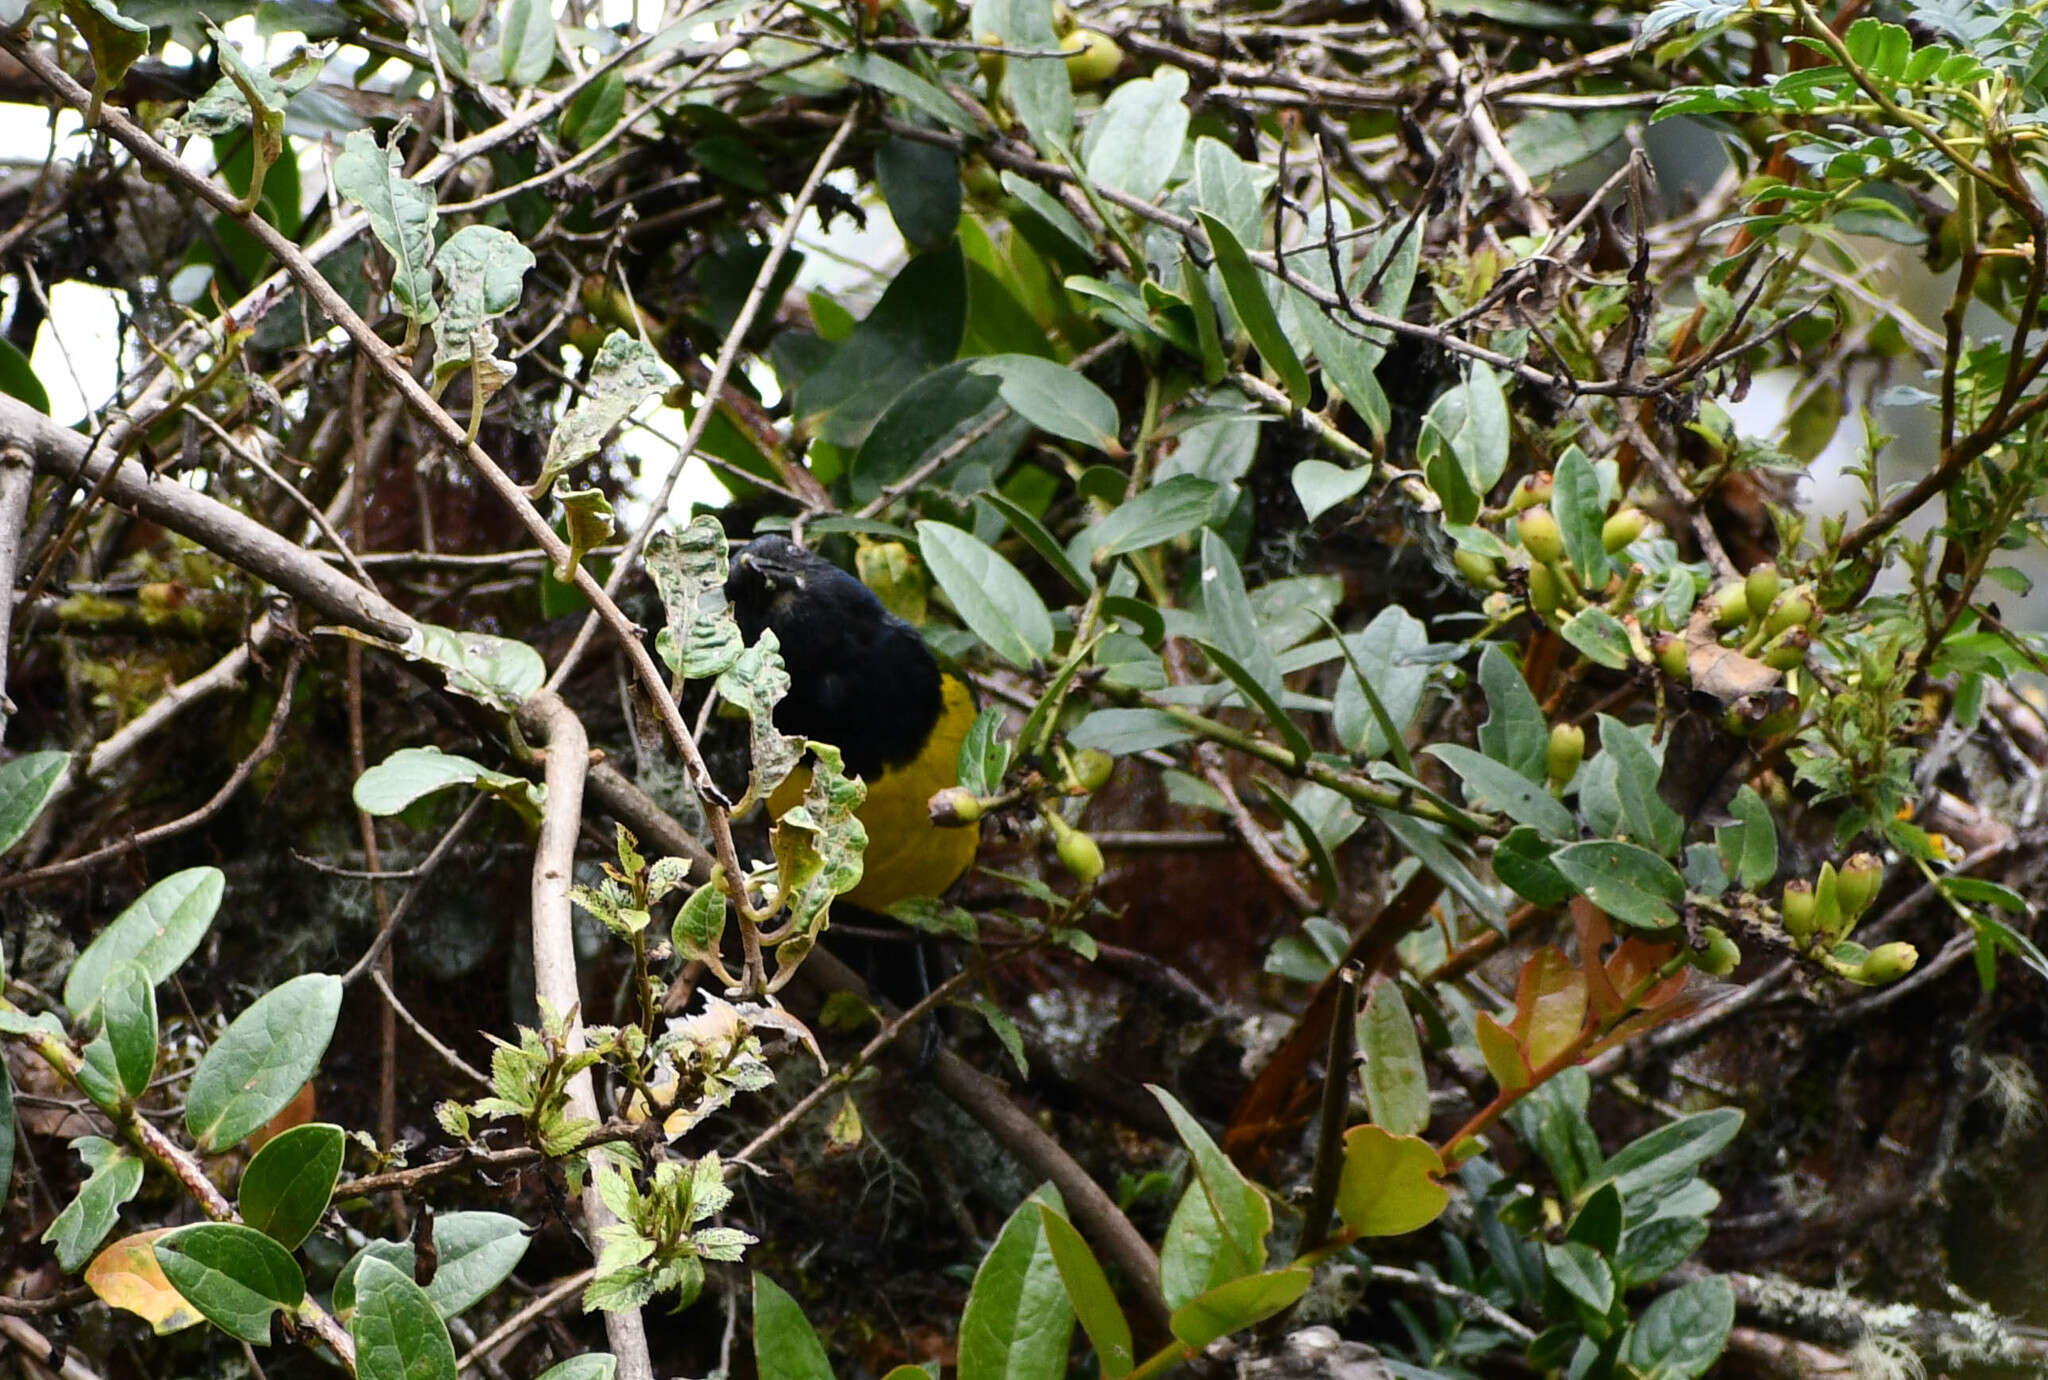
2, 0, 2048, 1375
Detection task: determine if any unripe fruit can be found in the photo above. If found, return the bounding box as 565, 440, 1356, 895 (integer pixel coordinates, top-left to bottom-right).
1061, 28, 1123, 87
976, 32, 1006, 89
1782, 879, 1817, 943
1454, 547, 1501, 589
1527, 561, 1564, 617
1693, 925, 1741, 977
1602, 507, 1648, 554
1546, 722, 1585, 790
1055, 823, 1104, 883
1853, 941, 1919, 985
1509, 472, 1553, 512
1744, 563, 1781, 619
929, 787, 984, 827
1762, 623, 1812, 670
1709, 583, 1749, 628
1071, 748, 1114, 794
1519, 507, 1564, 564
1654, 632, 1690, 683
1837, 852, 1883, 921
1764, 586, 1816, 638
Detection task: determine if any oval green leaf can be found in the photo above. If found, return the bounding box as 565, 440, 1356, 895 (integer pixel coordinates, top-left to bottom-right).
1551, 840, 1686, 930
65, 867, 224, 1024
0, 751, 67, 857
186, 973, 343, 1153
957, 1185, 1073, 1380
965, 354, 1120, 453
916, 521, 1054, 667
351, 1256, 457, 1380
239, 1123, 346, 1250
154, 1223, 307, 1345
1358, 981, 1429, 1137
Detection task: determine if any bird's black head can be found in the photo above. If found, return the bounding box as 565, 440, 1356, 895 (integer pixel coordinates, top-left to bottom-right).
723, 534, 943, 779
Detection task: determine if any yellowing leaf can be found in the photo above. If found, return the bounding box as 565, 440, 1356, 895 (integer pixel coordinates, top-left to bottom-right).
1335, 1125, 1449, 1238
1510, 947, 1588, 1069
1475, 1010, 1529, 1092
86, 1230, 204, 1335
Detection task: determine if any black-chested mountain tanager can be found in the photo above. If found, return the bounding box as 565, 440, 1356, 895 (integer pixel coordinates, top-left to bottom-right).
723, 535, 980, 912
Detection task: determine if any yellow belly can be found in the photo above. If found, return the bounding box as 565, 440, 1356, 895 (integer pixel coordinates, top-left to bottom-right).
768, 673, 981, 913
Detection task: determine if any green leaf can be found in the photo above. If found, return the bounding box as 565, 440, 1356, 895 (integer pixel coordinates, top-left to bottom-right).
1715, 785, 1777, 890
398, 623, 547, 710
332, 129, 439, 324
968, 996, 1028, 1077
1169, 1268, 1311, 1350
1195, 529, 1282, 704
499, 0, 557, 84
1622, 1275, 1734, 1379
1198, 212, 1311, 407
852, 362, 1005, 504
1358, 981, 1430, 1136
1475, 645, 1547, 781
1552, 841, 1686, 930
1066, 708, 1192, 755
0, 337, 51, 414
1426, 744, 1573, 837
1035, 1204, 1134, 1379
65, 867, 224, 1024
352, 1257, 457, 1380
1181, 246, 1227, 385
1568, 1181, 1625, 1256
957, 706, 1011, 798
1551, 446, 1609, 588
797, 244, 967, 449
966, 354, 1120, 452
155, 1223, 306, 1345
958, 1185, 1073, 1380
876, 137, 964, 251
61, 0, 149, 111
1561, 607, 1633, 671
239, 1123, 345, 1250
45, 1138, 143, 1273
835, 53, 979, 136
1421, 366, 1510, 516
1597, 716, 1684, 858
186, 973, 344, 1153
1081, 67, 1190, 202
1291, 460, 1371, 523
98, 959, 157, 1100
753, 1273, 833, 1380
430, 224, 534, 390
981, 491, 1094, 596
1335, 1124, 1449, 1236
1375, 809, 1505, 933
558, 71, 624, 148
1330, 607, 1429, 759
1081, 474, 1219, 560
0, 751, 65, 856
1615, 1215, 1709, 1287
1493, 826, 1575, 905
1190, 136, 1265, 248
645, 516, 743, 680
917, 521, 1054, 667
353, 747, 542, 819
1545, 1240, 1615, 1313
1602, 1109, 1743, 1207
1150, 1087, 1268, 1305
536, 331, 670, 496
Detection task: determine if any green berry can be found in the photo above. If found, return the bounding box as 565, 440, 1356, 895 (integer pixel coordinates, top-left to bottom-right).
1852, 941, 1919, 985
1519, 507, 1565, 565
1546, 722, 1585, 790
1602, 507, 1648, 554
929, 787, 984, 826
1693, 926, 1742, 977
1837, 852, 1883, 921
1071, 748, 1114, 794
1782, 879, 1817, 943
1744, 563, 1782, 618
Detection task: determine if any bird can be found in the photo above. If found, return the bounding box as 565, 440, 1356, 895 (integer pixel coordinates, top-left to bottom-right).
722, 534, 980, 914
